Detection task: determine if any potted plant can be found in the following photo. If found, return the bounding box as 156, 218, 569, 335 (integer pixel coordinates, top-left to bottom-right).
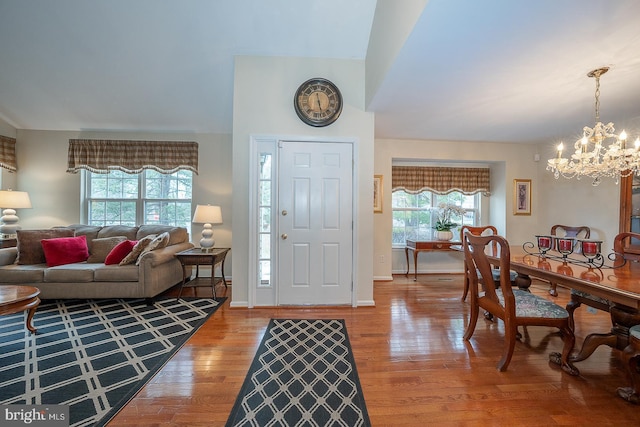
433, 203, 467, 240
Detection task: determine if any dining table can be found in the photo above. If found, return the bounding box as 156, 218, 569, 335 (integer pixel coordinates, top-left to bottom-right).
483, 243, 640, 402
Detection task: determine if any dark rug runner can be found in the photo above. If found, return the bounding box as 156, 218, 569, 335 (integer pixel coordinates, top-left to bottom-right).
0, 297, 224, 427
226, 318, 371, 427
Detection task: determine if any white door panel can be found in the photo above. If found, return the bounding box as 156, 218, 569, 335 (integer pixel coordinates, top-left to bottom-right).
278, 141, 352, 305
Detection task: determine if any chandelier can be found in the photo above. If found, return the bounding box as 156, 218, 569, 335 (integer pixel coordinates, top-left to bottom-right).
546, 67, 639, 185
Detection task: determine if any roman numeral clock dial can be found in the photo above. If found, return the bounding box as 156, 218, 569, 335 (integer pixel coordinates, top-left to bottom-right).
294, 78, 343, 127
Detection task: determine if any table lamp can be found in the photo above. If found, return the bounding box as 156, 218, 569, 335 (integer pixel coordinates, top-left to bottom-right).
0, 190, 32, 239
192, 204, 222, 252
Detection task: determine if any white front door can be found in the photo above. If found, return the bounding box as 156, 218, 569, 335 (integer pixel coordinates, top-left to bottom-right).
277, 141, 353, 305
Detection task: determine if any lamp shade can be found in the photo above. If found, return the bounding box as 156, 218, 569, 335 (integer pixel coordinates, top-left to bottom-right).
0, 190, 32, 209
192, 205, 223, 225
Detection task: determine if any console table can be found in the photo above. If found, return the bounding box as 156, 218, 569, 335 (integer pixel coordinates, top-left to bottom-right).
405, 239, 461, 281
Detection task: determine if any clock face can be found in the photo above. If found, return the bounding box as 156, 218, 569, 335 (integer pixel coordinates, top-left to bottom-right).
294, 78, 343, 127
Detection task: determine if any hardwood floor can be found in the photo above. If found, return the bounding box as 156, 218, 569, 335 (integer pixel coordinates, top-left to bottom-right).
111, 275, 639, 426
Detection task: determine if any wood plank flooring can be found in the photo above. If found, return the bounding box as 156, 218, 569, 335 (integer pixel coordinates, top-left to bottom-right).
111, 275, 639, 426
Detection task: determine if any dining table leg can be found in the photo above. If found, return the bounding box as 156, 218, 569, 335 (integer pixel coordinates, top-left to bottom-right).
617, 324, 640, 404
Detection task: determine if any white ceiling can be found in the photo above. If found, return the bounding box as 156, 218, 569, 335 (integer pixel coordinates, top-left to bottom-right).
1, 0, 639, 146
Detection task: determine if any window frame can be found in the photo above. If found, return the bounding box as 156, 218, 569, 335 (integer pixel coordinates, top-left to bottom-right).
391, 190, 480, 248
81, 170, 193, 232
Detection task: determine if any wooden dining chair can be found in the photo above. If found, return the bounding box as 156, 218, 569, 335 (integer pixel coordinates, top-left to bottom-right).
463, 232, 577, 374
460, 225, 517, 302
566, 232, 640, 331
547, 225, 591, 296
618, 324, 640, 404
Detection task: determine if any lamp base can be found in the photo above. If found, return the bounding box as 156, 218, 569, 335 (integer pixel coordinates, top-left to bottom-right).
199, 223, 215, 251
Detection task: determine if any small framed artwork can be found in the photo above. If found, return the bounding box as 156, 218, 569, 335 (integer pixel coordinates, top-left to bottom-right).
513, 179, 531, 215
374, 175, 383, 213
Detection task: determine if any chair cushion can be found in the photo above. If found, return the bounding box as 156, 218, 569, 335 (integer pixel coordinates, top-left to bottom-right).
489, 289, 569, 319
630, 325, 640, 340
570, 289, 611, 306
491, 269, 518, 282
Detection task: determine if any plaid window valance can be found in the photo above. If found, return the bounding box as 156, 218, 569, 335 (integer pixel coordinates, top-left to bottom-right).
67, 139, 198, 174
0, 135, 17, 173
392, 166, 490, 195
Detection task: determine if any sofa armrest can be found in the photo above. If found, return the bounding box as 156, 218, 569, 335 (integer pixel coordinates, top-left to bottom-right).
0, 247, 17, 266
138, 242, 195, 267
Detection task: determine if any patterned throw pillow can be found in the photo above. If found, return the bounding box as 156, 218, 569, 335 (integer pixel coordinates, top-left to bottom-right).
105, 240, 138, 265
86, 236, 126, 263
133, 232, 171, 265
119, 235, 156, 266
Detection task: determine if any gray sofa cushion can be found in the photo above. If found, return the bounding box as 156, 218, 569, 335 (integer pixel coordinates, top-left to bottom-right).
87, 236, 127, 263
98, 225, 138, 240
44, 264, 96, 282
0, 264, 45, 283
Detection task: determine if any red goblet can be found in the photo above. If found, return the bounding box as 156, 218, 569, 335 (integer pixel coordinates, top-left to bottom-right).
580, 239, 602, 263
536, 235, 554, 256
556, 237, 575, 259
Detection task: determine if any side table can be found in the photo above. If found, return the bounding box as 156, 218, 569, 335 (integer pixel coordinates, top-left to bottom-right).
0, 238, 17, 248
0, 285, 41, 334
175, 247, 230, 299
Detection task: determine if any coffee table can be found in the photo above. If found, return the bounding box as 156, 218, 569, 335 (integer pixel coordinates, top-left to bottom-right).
0, 285, 41, 334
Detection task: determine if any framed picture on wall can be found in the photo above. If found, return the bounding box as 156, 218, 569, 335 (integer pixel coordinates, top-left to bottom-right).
513, 179, 531, 215
374, 175, 383, 213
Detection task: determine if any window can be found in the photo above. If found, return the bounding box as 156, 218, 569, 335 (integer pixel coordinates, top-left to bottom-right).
258, 153, 273, 286
84, 170, 193, 232
392, 190, 478, 246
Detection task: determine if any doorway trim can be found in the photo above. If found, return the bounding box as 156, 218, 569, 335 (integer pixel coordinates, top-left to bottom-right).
248, 134, 358, 308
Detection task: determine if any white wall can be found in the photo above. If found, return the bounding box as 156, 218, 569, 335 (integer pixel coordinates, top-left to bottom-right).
14, 129, 233, 272
231, 56, 375, 307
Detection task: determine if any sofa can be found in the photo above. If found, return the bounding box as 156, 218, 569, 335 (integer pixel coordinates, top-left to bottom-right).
0, 224, 194, 300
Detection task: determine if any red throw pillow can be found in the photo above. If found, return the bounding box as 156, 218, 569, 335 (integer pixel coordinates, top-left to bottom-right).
105, 240, 138, 265
41, 235, 90, 267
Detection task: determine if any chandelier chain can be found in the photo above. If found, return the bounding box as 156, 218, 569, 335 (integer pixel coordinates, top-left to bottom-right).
594, 74, 600, 122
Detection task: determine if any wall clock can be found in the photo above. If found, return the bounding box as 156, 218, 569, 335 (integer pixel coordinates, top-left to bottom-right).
294, 78, 343, 127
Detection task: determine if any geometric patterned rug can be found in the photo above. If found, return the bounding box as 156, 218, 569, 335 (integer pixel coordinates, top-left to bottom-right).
226, 319, 371, 427
0, 297, 224, 427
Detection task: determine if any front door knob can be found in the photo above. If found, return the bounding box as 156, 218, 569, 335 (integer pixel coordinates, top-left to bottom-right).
281, 233, 288, 240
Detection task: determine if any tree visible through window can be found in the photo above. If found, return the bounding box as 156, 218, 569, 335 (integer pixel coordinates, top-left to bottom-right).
392, 190, 478, 246
84, 170, 193, 232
